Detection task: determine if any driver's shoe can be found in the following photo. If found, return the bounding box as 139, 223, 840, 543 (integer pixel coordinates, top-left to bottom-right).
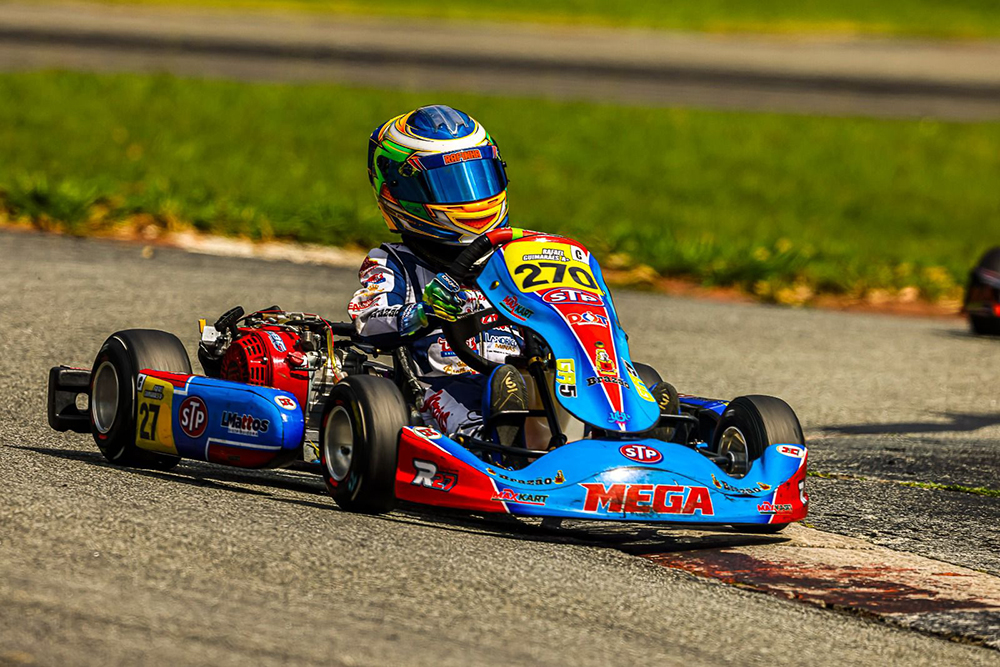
487, 364, 528, 447
649, 381, 680, 442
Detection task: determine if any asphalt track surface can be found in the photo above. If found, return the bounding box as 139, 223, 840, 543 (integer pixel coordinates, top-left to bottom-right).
2, 2, 1000, 120
3, 229, 1000, 665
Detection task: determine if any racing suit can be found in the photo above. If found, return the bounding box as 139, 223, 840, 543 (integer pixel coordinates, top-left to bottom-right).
349, 243, 523, 436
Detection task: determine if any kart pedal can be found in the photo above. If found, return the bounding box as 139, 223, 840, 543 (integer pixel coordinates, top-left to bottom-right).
47, 366, 92, 433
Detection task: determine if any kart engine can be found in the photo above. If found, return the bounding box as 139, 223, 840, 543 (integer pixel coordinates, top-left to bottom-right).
199, 308, 349, 438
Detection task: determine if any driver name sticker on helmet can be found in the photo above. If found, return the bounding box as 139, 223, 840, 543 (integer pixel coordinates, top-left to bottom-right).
504, 242, 603, 295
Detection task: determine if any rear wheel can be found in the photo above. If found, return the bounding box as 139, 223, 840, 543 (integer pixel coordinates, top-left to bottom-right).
712, 395, 804, 533
90, 329, 190, 469
320, 375, 408, 514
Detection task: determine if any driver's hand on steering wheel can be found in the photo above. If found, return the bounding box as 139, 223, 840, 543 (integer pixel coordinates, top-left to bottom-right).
398, 273, 470, 336
423, 273, 468, 321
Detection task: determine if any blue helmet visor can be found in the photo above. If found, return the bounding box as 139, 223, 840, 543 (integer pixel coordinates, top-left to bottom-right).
388, 158, 507, 205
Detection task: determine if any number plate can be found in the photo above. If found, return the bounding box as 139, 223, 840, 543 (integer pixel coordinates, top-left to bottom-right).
503, 242, 602, 294
135, 374, 178, 454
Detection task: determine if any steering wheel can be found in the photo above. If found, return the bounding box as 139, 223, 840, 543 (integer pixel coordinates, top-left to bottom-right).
439, 228, 549, 374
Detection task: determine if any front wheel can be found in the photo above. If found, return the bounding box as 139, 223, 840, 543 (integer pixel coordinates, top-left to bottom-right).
320, 375, 408, 514
711, 395, 803, 479
90, 329, 191, 469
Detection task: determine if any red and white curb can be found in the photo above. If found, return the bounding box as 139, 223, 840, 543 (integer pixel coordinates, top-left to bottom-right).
646, 524, 1000, 649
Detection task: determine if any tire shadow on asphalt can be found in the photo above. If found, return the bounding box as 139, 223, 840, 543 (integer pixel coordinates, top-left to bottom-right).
11, 444, 327, 498
14, 444, 785, 554
819, 412, 1000, 436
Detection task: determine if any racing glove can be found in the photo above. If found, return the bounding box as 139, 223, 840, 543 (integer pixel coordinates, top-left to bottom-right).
398, 274, 468, 336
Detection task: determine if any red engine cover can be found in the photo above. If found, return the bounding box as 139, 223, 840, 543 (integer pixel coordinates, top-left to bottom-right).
220, 327, 309, 408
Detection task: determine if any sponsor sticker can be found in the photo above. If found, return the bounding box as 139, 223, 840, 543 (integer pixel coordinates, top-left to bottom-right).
619, 443, 662, 464
567, 311, 609, 327
757, 501, 794, 514
586, 376, 630, 389
179, 396, 209, 439
580, 483, 714, 515
710, 473, 771, 495
776, 445, 805, 458
220, 411, 269, 437
412, 426, 441, 440
542, 288, 604, 305
491, 488, 548, 506
500, 294, 534, 321
411, 459, 457, 491
594, 341, 617, 376
555, 359, 575, 385
266, 331, 286, 353
484, 469, 565, 486
274, 395, 297, 411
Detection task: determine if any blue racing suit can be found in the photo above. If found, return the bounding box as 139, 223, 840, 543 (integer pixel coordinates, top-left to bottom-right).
349, 243, 523, 435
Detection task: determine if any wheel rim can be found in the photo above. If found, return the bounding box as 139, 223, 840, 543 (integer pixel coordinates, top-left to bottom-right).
717, 425, 750, 478
323, 405, 354, 482
91, 361, 119, 434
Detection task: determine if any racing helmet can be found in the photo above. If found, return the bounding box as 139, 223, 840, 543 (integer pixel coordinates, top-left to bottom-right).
368, 105, 509, 247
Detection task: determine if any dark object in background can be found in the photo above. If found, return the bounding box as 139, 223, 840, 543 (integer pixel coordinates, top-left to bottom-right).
965, 247, 1000, 335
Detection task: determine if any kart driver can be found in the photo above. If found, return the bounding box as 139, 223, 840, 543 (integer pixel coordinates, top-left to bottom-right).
350, 105, 529, 445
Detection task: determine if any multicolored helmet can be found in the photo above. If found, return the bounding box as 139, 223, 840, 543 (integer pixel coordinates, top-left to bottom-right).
368, 105, 509, 246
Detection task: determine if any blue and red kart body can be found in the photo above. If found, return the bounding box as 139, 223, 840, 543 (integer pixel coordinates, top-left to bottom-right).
48, 229, 808, 528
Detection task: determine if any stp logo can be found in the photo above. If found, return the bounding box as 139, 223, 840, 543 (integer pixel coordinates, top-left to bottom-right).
179, 396, 208, 438
619, 444, 663, 464
542, 288, 604, 305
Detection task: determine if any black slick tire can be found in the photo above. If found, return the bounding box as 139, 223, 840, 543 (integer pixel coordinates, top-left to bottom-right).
90, 329, 191, 470
712, 395, 804, 533
320, 375, 408, 514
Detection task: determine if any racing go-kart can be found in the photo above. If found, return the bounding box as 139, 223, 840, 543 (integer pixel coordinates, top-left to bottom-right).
47, 229, 808, 530
965, 246, 1000, 336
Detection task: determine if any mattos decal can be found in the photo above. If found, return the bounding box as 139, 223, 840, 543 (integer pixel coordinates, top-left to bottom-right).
580, 483, 714, 515
412, 426, 441, 440
776, 445, 805, 458
220, 412, 269, 437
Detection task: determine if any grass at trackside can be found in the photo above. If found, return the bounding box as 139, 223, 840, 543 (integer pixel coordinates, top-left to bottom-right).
75, 0, 1000, 39
2, 71, 999, 304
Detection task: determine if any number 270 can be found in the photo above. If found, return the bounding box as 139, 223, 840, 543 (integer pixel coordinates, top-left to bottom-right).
514, 261, 597, 290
